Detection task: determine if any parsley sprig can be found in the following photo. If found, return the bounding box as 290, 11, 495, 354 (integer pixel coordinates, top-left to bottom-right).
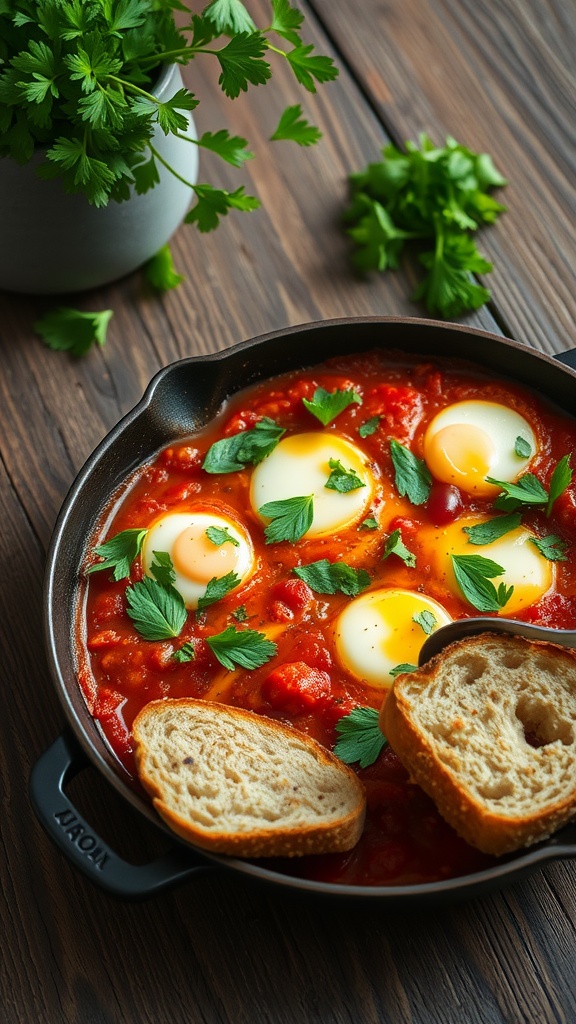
293, 559, 371, 597
87, 527, 147, 581
451, 554, 513, 612
302, 386, 362, 425
203, 417, 285, 473
259, 495, 314, 544
206, 625, 277, 670
343, 133, 507, 317
0, 0, 337, 223
334, 707, 387, 769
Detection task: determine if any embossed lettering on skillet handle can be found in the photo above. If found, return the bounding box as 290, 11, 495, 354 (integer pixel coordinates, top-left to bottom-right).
29, 731, 214, 899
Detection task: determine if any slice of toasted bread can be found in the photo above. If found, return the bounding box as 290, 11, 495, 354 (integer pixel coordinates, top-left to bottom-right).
133, 698, 366, 858
380, 632, 576, 856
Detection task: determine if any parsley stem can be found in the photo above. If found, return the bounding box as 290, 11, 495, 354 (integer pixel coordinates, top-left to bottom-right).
108, 75, 157, 103
148, 142, 198, 191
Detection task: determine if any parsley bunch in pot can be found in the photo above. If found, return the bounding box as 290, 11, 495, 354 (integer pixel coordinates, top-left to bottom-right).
0, 0, 337, 294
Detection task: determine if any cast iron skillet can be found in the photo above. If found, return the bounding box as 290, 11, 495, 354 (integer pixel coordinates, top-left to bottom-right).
30, 317, 576, 904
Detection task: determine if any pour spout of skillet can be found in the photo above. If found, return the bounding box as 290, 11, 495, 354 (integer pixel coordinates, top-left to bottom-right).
419, 617, 576, 665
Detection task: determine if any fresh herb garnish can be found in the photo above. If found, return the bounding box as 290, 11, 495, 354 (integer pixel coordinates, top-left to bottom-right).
487, 473, 549, 512
203, 417, 285, 473
358, 416, 381, 438
206, 626, 277, 671
383, 528, 416, 568
390, 663, 418, 677
293, 559, 371, 597
324, 458, 365, 492
173, 642, 195, 663
451, 554, 514, 612
35, 307, 113, 356
413, 610, 437, 634
463, 513, 522, 546
547, 455, 573, 516
231, 604, 249, 622
360, 516, 379, 530
488, 455, 572, 517
197, 571, 242, 612
390, 439, 432, 505
206, 525, 240, 547
149, 550, 177, 589
530, 535, 569, 562
343, 133, 507, 317
334, 706, 387, 769
86, 528, 147, 582
125, 575, 186, 642
302, 386, 362, 425
259, 495, 314, 544
514, 435, 532, 458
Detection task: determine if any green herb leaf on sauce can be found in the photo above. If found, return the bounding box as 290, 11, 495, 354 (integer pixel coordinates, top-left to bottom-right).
390, 439, 432, 506
125, 576, 187, 642
206, 525, 240, 547
259, 494, 314, 544
202, 417, 285, 474
302, 386, 362, 426
547, 454, 573, 517
413, 610, 437, 634
334, 706, 387, 769
462, 513, 522, 546
530, 534, 569, 562
359, 516, 379, 530
390, 663, 418, 677
324, 458, 365, 492
488, 472, 548, 512
358, 416, 381, 438
173, 642, 195, 663
206, 626, 277, 671
197, 571, 242, 612
383, 528, 416, 568
451, 554, 514, 612
293, 559, 371, 597
149, 550, 177, 589
86, 527, 147, 582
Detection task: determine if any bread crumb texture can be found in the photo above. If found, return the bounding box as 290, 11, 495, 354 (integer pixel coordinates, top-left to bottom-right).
133, 699, 366, 857
382, 633, 576, 854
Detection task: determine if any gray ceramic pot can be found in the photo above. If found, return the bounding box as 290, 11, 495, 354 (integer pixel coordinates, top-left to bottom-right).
0, 65, 198, 295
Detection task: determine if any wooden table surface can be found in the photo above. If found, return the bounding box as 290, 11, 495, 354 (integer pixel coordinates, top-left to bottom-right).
2, 1, 575, 1021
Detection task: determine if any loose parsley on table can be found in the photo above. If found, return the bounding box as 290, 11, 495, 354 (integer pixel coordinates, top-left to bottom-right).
343, 133, 507, 318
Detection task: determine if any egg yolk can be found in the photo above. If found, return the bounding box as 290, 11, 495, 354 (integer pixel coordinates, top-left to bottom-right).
425, 423, 498, 496
172, 524, 241, 583
335, 588, 452, 688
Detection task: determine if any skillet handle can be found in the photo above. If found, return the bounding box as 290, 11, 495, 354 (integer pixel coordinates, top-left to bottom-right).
29, 731, 215, 899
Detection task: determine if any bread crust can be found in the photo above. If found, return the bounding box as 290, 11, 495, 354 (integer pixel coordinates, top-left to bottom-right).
133, 698, 366, 858
380, 633, 576, 856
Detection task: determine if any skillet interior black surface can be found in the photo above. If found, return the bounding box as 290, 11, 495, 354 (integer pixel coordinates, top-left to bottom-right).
39, 317, 576, 902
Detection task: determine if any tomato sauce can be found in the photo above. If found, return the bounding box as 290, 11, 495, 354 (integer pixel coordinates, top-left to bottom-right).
77, 350, 576, 886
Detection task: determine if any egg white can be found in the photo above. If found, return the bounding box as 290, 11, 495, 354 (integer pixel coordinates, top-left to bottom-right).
334, 588, 452, 689
250, 432, 375, 538
141, 510, 254, 610
423, 400, 536, 497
